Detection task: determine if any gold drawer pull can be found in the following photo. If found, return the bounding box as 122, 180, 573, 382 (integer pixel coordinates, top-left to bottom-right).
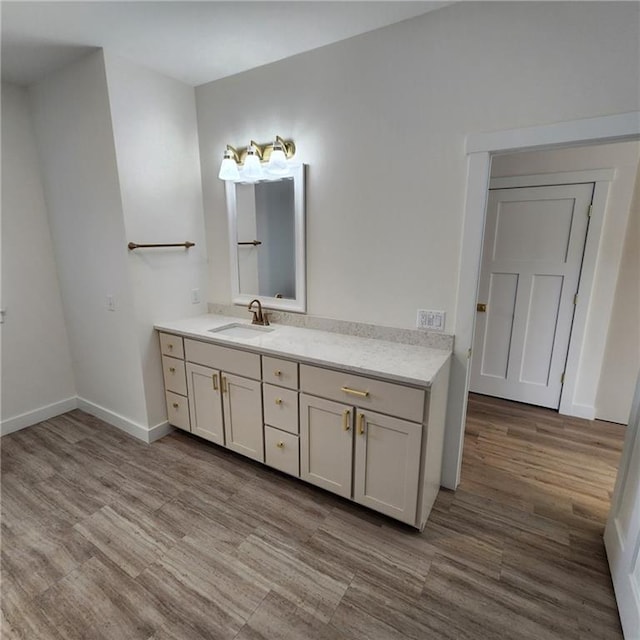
274, 369, 282, 377
221, 376, 228, 394
212, 373, 219, 391
275, 398, 283, 405
276, 441, 285, 449
358, 413, 365, 435
172, 402, 179, 409
477, 303, 487, 313
342, 408, 351, 431
169, 367, 176, 373
167, 343, 173, 350
341, 386, 369, 398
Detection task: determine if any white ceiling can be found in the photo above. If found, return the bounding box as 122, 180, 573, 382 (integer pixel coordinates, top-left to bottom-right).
1, 1, 449, 87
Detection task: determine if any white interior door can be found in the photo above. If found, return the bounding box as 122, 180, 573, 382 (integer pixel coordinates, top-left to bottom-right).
471, 183, 593, 408
605, 372, 640, 640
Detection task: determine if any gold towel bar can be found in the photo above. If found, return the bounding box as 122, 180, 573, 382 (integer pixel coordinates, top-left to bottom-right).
128, 241, 195, 250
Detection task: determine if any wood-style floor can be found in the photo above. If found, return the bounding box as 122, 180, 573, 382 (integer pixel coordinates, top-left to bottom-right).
1, 394, 626, 639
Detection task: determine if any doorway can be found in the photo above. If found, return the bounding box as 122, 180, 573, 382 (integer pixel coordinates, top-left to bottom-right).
442, 113, 640, 492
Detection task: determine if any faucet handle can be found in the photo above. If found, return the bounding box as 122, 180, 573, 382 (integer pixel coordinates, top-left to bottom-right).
262, 312, 270, 326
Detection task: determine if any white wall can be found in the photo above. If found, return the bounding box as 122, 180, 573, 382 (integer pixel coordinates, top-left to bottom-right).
491, 142, 640, 424
195, 2, 639, 332
598, 166, 640, 424
29, 51, 149, 431
1, 82, 76, 433
103, 52, 208, 429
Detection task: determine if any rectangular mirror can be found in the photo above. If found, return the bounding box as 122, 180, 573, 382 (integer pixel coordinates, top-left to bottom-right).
226, 164, 306, 312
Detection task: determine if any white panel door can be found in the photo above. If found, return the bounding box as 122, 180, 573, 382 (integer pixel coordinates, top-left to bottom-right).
353, 410, 421, 525
185, 362, 224, 445
605, 373, 640, 640
222, 373, 264, 462
300, 394, 353, 499
471, 183, 593, 408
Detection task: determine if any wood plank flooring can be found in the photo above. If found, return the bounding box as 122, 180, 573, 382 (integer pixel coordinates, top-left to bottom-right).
1, 394, 626, 639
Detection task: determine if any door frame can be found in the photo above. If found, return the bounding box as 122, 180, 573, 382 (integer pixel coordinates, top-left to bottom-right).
483, 170, 613, 415
442, 111, 640, 490
604, 371, 640, 638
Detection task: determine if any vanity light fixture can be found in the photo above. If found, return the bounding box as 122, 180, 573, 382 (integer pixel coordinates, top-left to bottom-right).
217, 146, 240, 181
241, 142, 264, 182
266, 138, 290, 176
217, 135, 296, 182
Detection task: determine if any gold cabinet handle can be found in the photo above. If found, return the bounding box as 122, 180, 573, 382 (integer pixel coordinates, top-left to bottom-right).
169, 367, 176, 373
342, 408, 351, 431
276, 441, 285, 449
358, 413, 365, 435
274, 369, 282, 377
172, 402, 179, 409
477, 303, 487, 313
275, 398, 283, 405
341, 386, 369, 398
221, 375, 228, 394
212, 373, 219, 391
167, 343, 173, 350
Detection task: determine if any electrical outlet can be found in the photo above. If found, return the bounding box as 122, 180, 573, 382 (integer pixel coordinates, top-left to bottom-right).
416, 309, 446, 331
191, 288, 201, 304
106, 295, 116, 312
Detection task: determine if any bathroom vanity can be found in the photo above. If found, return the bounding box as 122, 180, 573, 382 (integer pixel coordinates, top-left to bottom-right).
155, 314, 451, 530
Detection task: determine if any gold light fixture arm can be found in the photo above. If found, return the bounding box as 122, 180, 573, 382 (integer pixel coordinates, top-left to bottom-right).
225, 145, 240, 163
228, 135, 296, 165
249, 140, 265, 160
275, 135, 296, 159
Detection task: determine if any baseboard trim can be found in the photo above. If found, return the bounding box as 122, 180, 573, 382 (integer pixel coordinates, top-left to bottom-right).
561, 403, 596, 420
76, 397, 152, 443
1, 397, 79, 436
148, 420, 174, 443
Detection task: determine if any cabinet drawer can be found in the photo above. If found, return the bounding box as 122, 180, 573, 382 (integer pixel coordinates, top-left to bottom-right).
162, 356, 187, 395
159, 333, 184, 359
264, 426, 299, 477
166, 391, 190, 431
263, 384, 299, 434
185, 339, 260, 380
300, 364, 425, 423
262, 356, 298, 390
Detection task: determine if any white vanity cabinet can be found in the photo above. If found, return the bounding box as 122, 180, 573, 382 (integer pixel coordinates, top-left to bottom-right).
167, 335, 264, 462
185, 362, 225, 446
353, 409, 422, 525
299, 365, 426, 525
160, 335, 190, 432
157, 326, 450, 530
300, 394, 354, 499
262, 356, 300, 476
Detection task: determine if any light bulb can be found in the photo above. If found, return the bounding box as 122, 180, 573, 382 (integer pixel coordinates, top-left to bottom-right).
240, 148, 264, 182
266, 145, 289, 175
218, 153, 240, 181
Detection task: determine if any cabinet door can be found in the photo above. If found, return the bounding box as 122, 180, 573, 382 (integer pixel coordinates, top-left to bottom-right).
222, 373, 264, 462
186, 362, 224, 445
354, 409, 422, 525
300, 394, 353, 499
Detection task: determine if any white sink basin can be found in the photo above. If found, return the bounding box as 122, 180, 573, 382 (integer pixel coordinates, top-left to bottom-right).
208, 323, 275, 339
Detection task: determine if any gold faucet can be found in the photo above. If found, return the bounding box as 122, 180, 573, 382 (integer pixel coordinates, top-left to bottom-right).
248, 299, 269, 326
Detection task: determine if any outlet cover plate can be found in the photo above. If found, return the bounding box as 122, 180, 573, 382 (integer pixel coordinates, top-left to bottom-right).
416, 309, 446, 331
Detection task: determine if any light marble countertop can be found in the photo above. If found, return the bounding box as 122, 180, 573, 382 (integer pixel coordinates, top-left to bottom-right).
154, 314, 451, 388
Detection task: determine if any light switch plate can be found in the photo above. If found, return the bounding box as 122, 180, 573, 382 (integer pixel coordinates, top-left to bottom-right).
416, 309, 446, 331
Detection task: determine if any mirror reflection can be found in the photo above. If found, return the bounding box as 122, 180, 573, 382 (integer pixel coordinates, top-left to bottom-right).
236, 178, 295, 299
226, 164, 305, 312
